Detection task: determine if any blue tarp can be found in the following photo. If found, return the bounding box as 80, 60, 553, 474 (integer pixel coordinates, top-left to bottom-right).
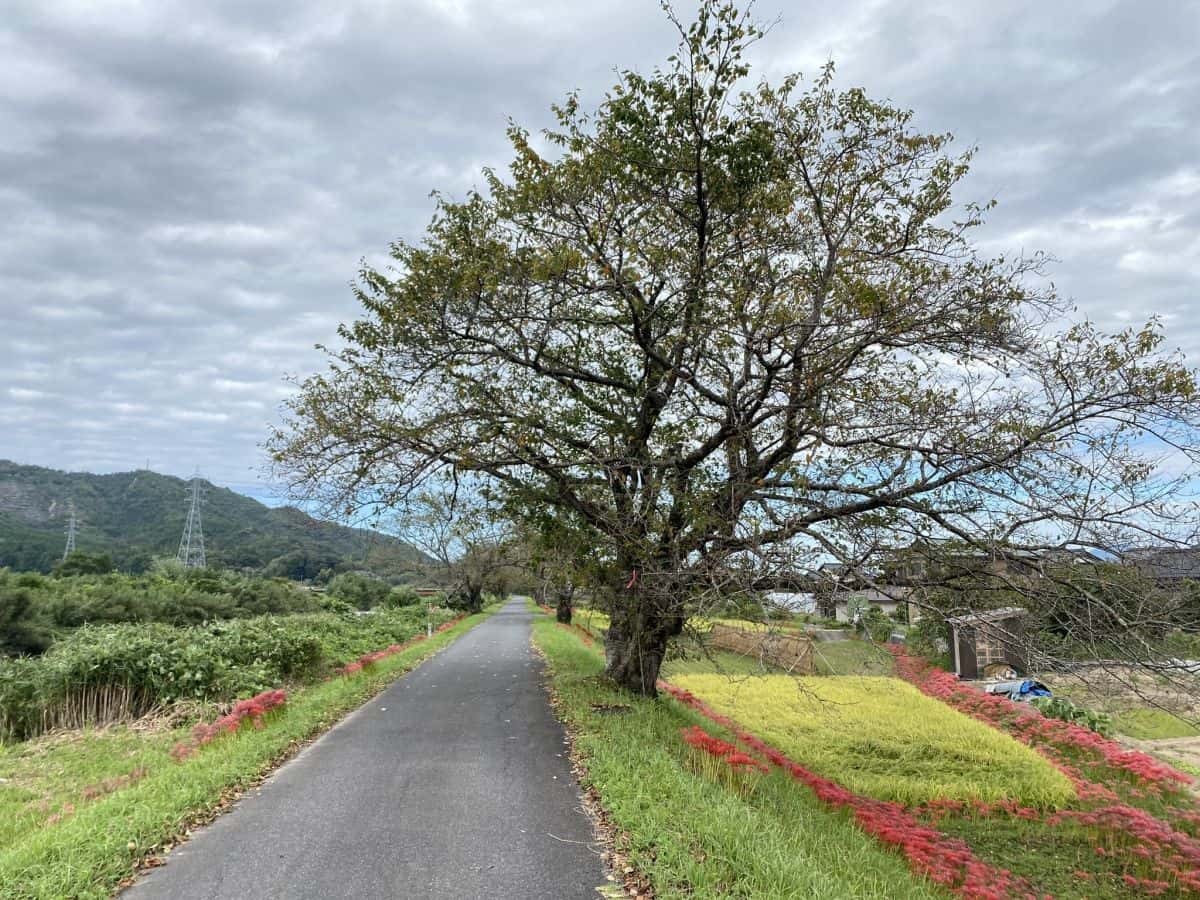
984, 679, 1051, 701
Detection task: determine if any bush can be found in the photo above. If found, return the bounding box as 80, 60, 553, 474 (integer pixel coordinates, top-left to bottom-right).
0, 568, 325, 656
325, 572, 393, 609
383, 585, 421, 608
0, 587, 55, 655
0, 606, 454, 741
906, 615, 951, 669
52, 552, 115, 576
1030, 695, 1113, 738
317, 593, 357, 615
859, 605, 893, 643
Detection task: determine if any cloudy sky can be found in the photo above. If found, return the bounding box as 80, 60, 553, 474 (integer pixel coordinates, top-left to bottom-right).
2, 0, 1197, 503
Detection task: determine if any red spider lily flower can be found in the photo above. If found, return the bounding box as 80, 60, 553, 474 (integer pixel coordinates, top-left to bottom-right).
724, 752, 770, 773
172, 689, 288, 759
680, 725, 737, 759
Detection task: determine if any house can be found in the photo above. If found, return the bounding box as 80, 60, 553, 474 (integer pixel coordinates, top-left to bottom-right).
1123, 547, 1200, 585
880, 545, 1103, 587
811, 563, 919, 623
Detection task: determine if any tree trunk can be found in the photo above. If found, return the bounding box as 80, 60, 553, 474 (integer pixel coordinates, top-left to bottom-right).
603, 600, 682, 697
555, 584, 575, 624
457, 582, 483, 614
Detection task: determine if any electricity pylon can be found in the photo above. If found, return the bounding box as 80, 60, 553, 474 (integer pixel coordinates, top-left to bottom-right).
177, 472, 207, 568
62, 500, 77, 561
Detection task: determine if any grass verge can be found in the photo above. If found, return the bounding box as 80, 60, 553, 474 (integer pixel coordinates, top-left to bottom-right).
532, 616, 944, 899
0, 606, 495, 900
810, 639, 895, 676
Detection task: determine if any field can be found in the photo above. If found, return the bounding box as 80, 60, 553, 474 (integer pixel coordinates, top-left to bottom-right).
671, 674, 1075, 806
1114, 709, 1200, 741
571, 607, 890, 677
536, 608, 1200, 898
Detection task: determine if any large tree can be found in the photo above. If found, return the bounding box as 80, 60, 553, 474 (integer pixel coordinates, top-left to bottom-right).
271, 2, 1199, 696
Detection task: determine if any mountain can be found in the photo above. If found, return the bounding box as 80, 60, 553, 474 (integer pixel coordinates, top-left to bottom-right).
0, 460, 430, 578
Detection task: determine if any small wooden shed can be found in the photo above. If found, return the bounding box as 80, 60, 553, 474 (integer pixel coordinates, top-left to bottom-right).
946, 607, 1028, 679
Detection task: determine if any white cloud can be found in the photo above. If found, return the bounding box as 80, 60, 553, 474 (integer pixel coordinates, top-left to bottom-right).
0, 0, 1195, 493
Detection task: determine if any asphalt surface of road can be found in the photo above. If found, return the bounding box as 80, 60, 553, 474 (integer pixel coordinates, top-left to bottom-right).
124, 599, 605, 900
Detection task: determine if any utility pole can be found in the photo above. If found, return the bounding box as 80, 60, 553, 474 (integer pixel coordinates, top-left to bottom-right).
177, 471, 207, 569
63, 500, 77, 562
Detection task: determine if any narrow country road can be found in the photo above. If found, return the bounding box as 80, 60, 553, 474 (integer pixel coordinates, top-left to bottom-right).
123, 599, 606, 900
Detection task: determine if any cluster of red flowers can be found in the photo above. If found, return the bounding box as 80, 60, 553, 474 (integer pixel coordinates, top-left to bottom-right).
916, 797, 1200, 890
891, 650, 1192, 793
336, 616, 465, 676
891, 650, 1200, 894
171, 689, 287, 760
680, 725, 769, 773
336, 643, 406, 676
662, 682, 1038, 899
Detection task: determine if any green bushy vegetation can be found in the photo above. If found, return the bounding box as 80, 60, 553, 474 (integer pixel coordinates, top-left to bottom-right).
0, 567, 326, 656
1030, 696, 1114, 737
325, 572, 423, 609
858, 605, 895, 643
0, 606, 454, 742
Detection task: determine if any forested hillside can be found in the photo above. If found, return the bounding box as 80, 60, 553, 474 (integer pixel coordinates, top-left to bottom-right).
0, 461, 428, 577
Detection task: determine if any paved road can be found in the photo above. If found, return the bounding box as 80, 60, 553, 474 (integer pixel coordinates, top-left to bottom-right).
124, 599, 605, 900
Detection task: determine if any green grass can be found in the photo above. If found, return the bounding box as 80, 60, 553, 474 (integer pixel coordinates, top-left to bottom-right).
532, 618, 945, 899
810, 639, 895, 676
0, 728, 179, 852
662, 649, 782, 678
929, 811, 1169, 900
672, 674, 1075, 807
1112, 708, 1200, 741
0, 607, 495, 900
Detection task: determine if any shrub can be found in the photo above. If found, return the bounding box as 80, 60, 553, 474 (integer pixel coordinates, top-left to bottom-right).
0, 606, 452, 741
906, 615, 952, 668
859, 605, 893, 643
0, 568, 325, 657
325, 572, 393, 609
383, 585, 421, 608
0, 587, 55, 655
1030, 696, 1113, 737
52, 553, 115, 576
